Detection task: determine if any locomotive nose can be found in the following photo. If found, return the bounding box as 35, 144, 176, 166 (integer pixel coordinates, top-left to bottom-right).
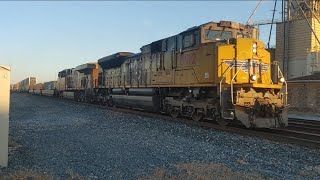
234, 88, 288, 128
235, 103, 288, 128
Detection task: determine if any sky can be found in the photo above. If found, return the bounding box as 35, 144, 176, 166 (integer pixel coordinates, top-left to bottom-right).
0, 1, 281, 84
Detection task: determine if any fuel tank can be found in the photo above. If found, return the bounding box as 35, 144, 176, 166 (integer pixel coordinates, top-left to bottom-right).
112, 88, 125, 95
42, 90, 55, 96
111, 95, 160, 112
34, 90, 42, 95
128, 88, 157, 96
63, 92, 74, 100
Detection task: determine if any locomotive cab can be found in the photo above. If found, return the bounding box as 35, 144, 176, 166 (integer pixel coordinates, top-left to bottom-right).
200, 21, 257, 44
177, 21, 257, 52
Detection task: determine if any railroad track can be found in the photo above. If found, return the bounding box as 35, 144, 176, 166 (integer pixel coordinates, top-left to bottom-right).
288, 118, 320, 134
25, 93, 320, 149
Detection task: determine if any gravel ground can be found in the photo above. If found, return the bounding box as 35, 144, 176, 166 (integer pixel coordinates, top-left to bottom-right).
1, 93, 320, 179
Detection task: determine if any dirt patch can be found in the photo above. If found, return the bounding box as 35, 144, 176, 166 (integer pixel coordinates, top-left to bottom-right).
65, 169, 86, 180
8, 136, 21, 156
1, 169, 86, 180
140, 162, 265, 180
300, 165, 320, 177
1, 169, 53, 180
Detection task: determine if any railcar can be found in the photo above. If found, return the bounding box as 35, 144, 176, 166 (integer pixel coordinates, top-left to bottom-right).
73, 63, 99, 102
56, 68, 77, 99
17, 77, 37, 92
56, 63, 99, 101
42, 81, 57, 96
32, 83, 43, 95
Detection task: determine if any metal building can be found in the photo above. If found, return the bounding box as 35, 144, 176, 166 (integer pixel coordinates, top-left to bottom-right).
276, 0, 320, 79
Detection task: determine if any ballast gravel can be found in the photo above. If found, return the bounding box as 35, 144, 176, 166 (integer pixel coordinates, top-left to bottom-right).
1, 93, 320, 179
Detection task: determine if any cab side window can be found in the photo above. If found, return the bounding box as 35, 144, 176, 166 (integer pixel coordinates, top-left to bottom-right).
183, 34, 194, 48
177, 35, 183, 50
182, 30, 200, 49
194, 30, 200, 45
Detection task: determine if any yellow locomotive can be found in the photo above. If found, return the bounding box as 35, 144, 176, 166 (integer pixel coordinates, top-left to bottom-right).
57, 20, 288, 128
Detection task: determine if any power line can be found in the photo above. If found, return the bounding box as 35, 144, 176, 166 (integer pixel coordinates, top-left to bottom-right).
246, 0, 263, 25
268, 0, 278, 49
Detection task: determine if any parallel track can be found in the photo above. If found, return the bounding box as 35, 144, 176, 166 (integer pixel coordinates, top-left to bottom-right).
288, 118, 320, 135
25, 93, 320, 149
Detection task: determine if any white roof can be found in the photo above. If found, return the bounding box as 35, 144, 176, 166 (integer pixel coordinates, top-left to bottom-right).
0, 65, 10, 71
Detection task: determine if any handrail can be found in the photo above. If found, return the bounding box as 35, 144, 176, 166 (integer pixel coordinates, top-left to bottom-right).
219, 61, 235, 107
273, 61, 288, 106
231, 62, 245, 104
277, 65, 288, 106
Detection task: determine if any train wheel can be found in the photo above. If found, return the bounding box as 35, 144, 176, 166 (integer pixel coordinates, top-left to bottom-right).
170, 109, 180, 118
213, 106, 229, 126
108, 99, 113, 107
216, 118, 230, 126
191, 110, 203, 121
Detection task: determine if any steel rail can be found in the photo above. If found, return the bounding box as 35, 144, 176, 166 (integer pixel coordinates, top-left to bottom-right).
289, 122, 320, 128
288, 118, 320, 134
289, 118, 320, 126
287, 125, 320, 135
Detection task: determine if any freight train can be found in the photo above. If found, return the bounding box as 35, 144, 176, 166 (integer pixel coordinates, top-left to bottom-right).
25, 20, 288, 128
11, 77, 37, 92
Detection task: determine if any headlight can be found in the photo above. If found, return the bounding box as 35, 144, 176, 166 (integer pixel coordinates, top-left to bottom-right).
252, 43, 257, 48
250, 75, 257, 81
279, 77, 285, 83
252, 43, 257, 54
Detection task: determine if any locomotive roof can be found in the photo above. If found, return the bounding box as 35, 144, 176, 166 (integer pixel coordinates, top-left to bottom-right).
58, 68, 74, 78
74, 63, 97, 73
140, 20, 254, 51
43, 81, 57, 84
98, 52, 134, 69
181, 20, 251, 33
127, 53, 141, 59
58, 68, 74, 74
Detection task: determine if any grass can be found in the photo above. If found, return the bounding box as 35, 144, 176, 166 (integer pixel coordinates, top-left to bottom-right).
140, 162, 266, 180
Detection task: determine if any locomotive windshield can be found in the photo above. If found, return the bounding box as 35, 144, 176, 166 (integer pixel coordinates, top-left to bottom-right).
236, 33, 251, 38
205, 30, 232, 40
